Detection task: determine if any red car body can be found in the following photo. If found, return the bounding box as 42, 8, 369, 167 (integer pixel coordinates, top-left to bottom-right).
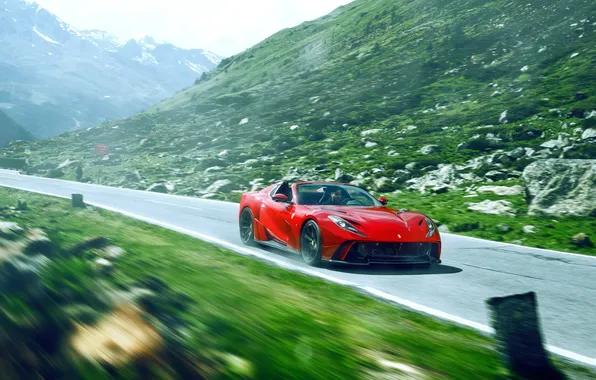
238, 181, 442, 266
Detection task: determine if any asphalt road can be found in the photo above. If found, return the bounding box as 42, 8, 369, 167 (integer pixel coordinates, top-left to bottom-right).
1, 169, 595, 366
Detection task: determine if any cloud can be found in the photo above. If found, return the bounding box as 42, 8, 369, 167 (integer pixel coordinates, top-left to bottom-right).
33, 0, 352, 56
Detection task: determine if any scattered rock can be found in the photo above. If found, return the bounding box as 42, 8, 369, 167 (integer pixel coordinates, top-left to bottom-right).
540, 135, 570, 149
364, 141, 378, 148
146, 183, 169, 193
23, 229, 56, 256
484, 170, 508, 181
202, 179, 235, 194
467, 200, 514, 216
581, 128, 596, 140
431, 185, 449, 194
497, 224, 511, 233
70, 236, 111, 257
373, 177, 395, 192
438, 225, 450, 233
523, 225, 536, 234
477, 185, 523, 196
94, 257, 113, 273
57, 159, 80, 170
334, 169, 354, 183
392, 170, 411, 184
102, 246, 125, 260
571, 233, 593, 248
499, 110, 508, 123
0, 221, 24, 240
70, 304, 163, 366
361, 129, 381, 136
419, 145, 440, 155
523, 159, 596, 217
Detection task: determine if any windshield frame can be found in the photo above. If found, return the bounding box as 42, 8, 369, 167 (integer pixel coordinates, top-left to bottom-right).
295, 183, 382, 207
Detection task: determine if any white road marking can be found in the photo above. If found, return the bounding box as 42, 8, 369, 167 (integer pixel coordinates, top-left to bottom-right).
149, 199, 203, 211
0, 182, 595, 367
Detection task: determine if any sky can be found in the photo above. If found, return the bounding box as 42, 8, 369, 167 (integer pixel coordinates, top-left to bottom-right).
32, 0, 353, 57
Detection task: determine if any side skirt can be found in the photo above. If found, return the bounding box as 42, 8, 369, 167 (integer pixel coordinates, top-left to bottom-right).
257, 240, 299, 255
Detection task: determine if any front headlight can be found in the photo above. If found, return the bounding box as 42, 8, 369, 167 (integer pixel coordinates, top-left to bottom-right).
328, 215, 366, 236
424, 217, 436, 238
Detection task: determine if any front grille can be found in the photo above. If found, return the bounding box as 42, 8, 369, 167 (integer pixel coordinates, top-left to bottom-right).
359, 242, 432, 257
342, 242, 436, 264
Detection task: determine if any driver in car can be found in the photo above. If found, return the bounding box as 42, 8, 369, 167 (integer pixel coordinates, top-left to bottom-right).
329, 189, 343, 204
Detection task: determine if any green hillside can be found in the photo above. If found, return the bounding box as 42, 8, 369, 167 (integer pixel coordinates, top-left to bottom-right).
3, 0, 596, 253
0, 110, 33, 147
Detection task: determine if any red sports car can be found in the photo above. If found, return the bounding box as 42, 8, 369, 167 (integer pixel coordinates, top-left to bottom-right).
238, 181, 442, 267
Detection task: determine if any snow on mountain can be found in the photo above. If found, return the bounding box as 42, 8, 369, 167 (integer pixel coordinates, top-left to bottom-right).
0, 0, 223, 138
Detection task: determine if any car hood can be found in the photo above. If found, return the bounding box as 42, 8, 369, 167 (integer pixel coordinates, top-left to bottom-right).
305, 206, 434, 241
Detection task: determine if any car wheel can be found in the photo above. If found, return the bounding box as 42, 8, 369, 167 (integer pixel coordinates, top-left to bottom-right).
300, 220, 322, 267
239, 207, 255, 245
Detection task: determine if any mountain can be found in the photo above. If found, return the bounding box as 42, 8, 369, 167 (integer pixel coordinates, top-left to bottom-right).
0, 0, 222, 138
3, 0, 595, 252
0, 109, 33, 147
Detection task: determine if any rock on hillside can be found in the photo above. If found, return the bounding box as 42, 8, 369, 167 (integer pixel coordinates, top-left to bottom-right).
523, 159, 596, 217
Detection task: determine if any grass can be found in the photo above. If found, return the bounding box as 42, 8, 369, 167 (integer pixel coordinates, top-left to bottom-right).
3, 187, 596, 379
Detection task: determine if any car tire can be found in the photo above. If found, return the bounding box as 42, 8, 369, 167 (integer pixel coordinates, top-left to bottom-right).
239, 207, 256, 245
300, 220, 323, 267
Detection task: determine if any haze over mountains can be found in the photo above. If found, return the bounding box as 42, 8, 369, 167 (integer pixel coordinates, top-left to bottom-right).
0, 0, 222, 140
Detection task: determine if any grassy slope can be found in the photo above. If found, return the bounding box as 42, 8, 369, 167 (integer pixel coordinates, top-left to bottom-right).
4, 187, 596, 379
2, 0, 596, 254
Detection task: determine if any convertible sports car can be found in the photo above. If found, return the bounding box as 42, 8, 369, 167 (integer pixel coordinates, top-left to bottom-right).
238, 181, 442, 267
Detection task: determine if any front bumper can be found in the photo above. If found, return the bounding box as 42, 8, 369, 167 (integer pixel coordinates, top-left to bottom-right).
329, 241, 441, 265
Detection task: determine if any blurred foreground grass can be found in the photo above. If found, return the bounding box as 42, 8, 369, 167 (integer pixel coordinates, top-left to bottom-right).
0, 187, 594, 379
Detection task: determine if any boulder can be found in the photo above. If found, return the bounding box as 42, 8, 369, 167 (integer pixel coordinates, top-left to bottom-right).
419, 145, 440, 155
373, 177, 395, 192
497, 224, 511, 233
392, 170, 411, 184
146, 183, 169, 193
571, 233, 593, 248
467, 200, 514, 217
477, 186, 524, 196
334, 169, 354, 183
540, 135, 570, 149
406, 165, 460, 193
485, 170, 508, 181
523, 225, 536, 234
57, 159, 80, 170
582, 128, 596, 140
202, 179, 235, 194
523, 159, 596, 217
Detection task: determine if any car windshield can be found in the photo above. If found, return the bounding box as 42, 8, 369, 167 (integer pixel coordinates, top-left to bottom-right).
296, 184, 381, 207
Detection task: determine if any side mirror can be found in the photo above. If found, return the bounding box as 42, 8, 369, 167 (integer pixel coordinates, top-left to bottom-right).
378, 196, 388, 206
273, 194, 290, 203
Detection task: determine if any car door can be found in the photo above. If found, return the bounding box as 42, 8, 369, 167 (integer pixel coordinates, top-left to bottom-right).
260, 183, 293, 244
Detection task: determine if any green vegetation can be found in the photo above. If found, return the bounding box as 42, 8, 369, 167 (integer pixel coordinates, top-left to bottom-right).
2, 0, 595, 254
3, 187, 596, 379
